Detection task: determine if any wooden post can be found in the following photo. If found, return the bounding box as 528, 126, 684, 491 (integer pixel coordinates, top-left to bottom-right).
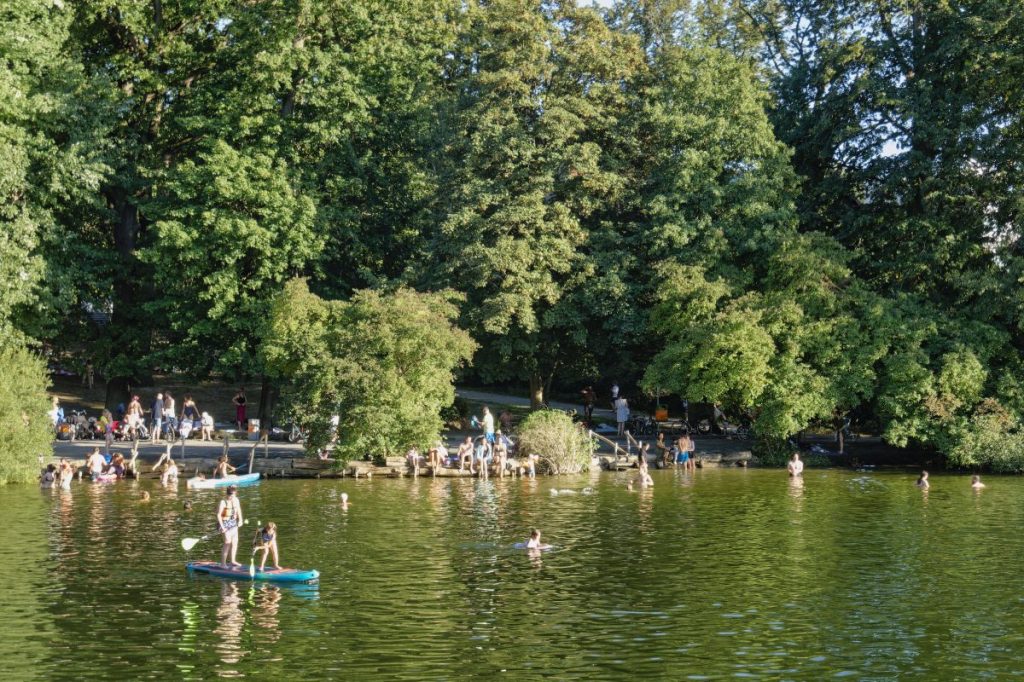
263, 432, 269, 459
590, 430, 628, 460
248, 440, 257, 474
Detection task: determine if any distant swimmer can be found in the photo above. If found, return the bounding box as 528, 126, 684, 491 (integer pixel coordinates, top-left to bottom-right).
340, 492, 351, 510
971, 475, 985, 490
916, 470, 929, 489
139, 490, 150, 503
787, 453, 804, 477
525, 529, 551, 551
636, 459, 654, 488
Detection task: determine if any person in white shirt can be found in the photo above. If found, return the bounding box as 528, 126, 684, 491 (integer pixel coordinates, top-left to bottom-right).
787, 453, 804, 477
475, 406, 495, 444
200, 411, 215, 441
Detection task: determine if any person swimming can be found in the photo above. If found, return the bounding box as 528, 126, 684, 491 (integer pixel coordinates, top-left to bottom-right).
916, 470, 929, 489
525, 529, 551, 550
971, 475, 985, 490
340, 492, 351, 510
636, 459, 654, 488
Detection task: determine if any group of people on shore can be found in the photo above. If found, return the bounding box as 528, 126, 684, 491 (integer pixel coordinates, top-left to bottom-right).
48, 387, 250, 445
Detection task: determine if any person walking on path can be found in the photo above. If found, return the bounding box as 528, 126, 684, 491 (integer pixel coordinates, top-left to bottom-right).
233, 388, 247, 431
82, 360, 94, 390
217, 485, 244, 568
610, 382, 619, 409
614, 395, 630, 437
581, 386, 596, 423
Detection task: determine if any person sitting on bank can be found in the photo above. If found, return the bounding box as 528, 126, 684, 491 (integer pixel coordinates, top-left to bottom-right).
253, 522, 281, 571
787, 453, 804, 477
971, 475, 985, 490
200, 411, 215, 441
214, 454, 236, 479
494, 434, 509, 477
457, 436, 474, 473
474, 437, 492, 479
916, 470, 929, 489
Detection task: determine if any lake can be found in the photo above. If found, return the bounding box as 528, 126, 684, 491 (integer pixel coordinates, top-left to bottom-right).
2, 468, 1020, 679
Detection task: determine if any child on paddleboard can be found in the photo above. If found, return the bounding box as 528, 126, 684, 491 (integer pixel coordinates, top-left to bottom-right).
253, 522, 281, 571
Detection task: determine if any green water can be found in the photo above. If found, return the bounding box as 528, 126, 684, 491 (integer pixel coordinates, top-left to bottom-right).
3, 468, 1022, 680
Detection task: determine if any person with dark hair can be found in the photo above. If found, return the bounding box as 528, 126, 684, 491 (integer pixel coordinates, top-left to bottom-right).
232, 388, 247, 430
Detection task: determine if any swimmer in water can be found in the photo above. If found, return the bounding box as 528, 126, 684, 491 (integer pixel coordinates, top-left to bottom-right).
971, 475, 985, 490
916, 470, 929, 489
139, 490, 150, 503
340, 492, 351, 510
787, 453, 804, 477
183, 500, 193, 511
636, 459, 654, 488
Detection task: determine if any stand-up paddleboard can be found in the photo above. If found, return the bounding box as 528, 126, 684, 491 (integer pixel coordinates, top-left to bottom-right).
186, 561, 319, 583
186, 473, 260, 490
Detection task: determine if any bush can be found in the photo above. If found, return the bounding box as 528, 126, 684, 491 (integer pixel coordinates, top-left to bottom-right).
0, 343, 53, 484
517, 409, 594, 474
440, 396, 470, 428
753, 436, 831, 468
948, 404, 1024, 473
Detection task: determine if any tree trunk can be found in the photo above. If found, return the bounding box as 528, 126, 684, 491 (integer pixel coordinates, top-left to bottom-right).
257, 375, 278, 431
837, 428, 845, 454
529, 374, 544, 410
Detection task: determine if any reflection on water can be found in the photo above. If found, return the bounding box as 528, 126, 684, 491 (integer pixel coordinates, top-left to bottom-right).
2, 470, 1024, 678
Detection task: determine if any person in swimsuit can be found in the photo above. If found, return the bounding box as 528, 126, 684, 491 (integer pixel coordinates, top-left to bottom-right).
916, 470, 929, 489
787, 453, 804, 477
493, 435, 508, 478
474, 437, 492, 479
161, 458, 179, 486
340, 492, 351, 511
217, 485, 244, 568
636, 459, 654, 488
457, 436, 474, 473
253, 522, 281, 571
971, 475, 985, 490
526, 529, 544, 549
40, 464, 56, 489
213, 454, 237, 479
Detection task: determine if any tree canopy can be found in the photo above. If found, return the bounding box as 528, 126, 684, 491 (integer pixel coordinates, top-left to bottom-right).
5, 0, 1024, 470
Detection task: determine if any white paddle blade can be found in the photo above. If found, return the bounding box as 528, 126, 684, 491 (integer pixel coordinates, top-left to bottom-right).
182, 537, 200, 551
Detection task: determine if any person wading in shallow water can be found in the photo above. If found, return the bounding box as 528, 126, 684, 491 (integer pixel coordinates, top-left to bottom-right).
217, 485, 243, 568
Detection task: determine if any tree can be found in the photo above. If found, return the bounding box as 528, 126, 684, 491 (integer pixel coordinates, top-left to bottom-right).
0, 345, 53, 485
262, 280, 476, 461
433, 0, 640, 407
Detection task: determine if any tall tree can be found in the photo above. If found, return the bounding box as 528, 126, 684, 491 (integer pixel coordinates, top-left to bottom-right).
434, 0, 639, 407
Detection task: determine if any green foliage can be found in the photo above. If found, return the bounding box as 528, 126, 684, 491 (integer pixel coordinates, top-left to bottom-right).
0, 343, 52, 485
516, 410, 595, 475
262, 279, 476, 462
144, 140, 319, 374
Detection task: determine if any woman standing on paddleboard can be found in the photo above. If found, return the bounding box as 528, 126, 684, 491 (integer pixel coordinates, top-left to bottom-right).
217, 485, 244, 568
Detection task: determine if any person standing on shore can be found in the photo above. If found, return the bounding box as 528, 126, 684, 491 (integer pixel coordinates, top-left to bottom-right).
217, 485, 243, 568
233, 388, 247, 431
610, 382, 619, 410
163, 392, 177, 434
614, 395, 629, 437
151, 392, 164, 443
581, 386, 596, 423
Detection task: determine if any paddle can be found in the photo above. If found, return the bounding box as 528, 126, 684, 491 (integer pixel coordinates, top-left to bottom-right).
249, 519, 261, 579
181, 519, 248, 552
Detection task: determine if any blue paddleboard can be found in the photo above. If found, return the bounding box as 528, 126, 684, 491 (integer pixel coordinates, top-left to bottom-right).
186, 561, 319, 583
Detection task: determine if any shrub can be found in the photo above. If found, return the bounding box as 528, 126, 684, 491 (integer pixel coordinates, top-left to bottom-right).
441, 396, 470, 428
517, 409, 594, 474
0, 343, 52, 484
